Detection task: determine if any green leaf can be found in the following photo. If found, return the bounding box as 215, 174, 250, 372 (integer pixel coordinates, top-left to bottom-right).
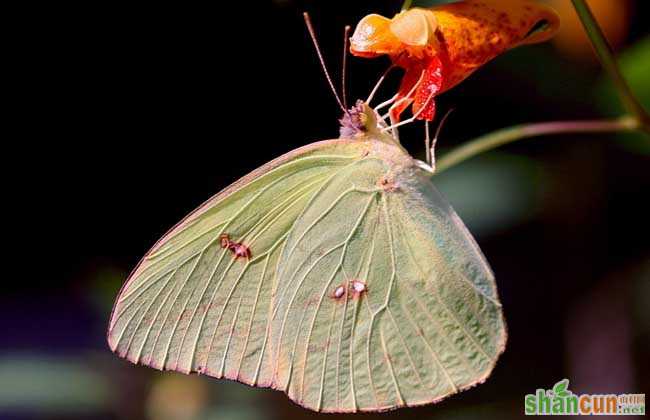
552, 379, 570, 397
108, 138, 506, 412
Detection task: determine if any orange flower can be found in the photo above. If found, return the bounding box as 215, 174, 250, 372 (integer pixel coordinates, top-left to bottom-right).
350, 0, 560, 122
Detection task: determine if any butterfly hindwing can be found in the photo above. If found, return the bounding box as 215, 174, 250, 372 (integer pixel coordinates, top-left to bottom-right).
269, 143, 506, 412
108, 138, 506, 413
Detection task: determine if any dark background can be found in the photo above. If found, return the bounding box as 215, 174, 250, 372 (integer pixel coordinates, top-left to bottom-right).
4, 1, 649, 419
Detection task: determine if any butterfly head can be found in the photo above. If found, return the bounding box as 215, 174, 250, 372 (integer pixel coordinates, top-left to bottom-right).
339, 100, 393, 141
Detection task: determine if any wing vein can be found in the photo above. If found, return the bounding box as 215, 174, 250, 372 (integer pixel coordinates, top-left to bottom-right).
236, 251, 272, 378
397, 289, 458, 392
157, 252, 205, 369
219, 293, 245, 376
125, 269, 176, 361
134, 268, 181, 364
380, 323, 404, 405
316, 298, 339, 411
280, 167, 363, 275
179, 172, 320, 372
146, 254, 201, 366
145, 221, 227, 262
361, 210, 381, 409
386, 307, 428, 390
331, 194, 375, 410
392, 215, 481, 376
394, 201, 497, 360
272, 242, 345, 381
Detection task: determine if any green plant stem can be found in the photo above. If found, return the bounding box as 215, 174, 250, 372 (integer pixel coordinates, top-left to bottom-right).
401, 0, 412, 11
571, 0, 650, 132
434, 116, 638, 174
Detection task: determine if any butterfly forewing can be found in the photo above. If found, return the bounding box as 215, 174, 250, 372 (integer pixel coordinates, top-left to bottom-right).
107, 140, 366, 383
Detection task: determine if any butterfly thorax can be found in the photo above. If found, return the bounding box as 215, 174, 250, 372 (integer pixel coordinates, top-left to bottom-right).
337, 101, 424, 194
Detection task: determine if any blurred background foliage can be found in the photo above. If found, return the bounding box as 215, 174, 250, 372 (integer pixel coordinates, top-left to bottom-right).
4, 0, 648, 419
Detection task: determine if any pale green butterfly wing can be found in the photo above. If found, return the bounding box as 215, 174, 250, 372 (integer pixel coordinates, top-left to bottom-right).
107, 139, 366, 386
269, 140, 506, 412
108, 137, 506, 413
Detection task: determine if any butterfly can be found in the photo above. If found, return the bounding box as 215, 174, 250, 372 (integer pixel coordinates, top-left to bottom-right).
107, 9, 509, 414
350, 0, 561, 123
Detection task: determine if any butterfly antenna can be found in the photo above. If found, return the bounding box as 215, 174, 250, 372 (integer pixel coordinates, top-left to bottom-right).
366, 64, 396, 105
303, 12, 348, 115
341, 25, 351, 111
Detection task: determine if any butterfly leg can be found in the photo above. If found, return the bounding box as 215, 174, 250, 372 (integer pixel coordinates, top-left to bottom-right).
382, 57, 444, 134
380, 68, 426, 139
374, 93, 399, 113
428, 109, 455, 172
381, 89, 437, 133
425, 120, 432, 167
384, 67, 424, 120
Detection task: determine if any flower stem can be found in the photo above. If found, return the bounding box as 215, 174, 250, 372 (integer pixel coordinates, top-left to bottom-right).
434, 116, 638, 174
401, 0, 413, 11
571, 0, 650, 132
